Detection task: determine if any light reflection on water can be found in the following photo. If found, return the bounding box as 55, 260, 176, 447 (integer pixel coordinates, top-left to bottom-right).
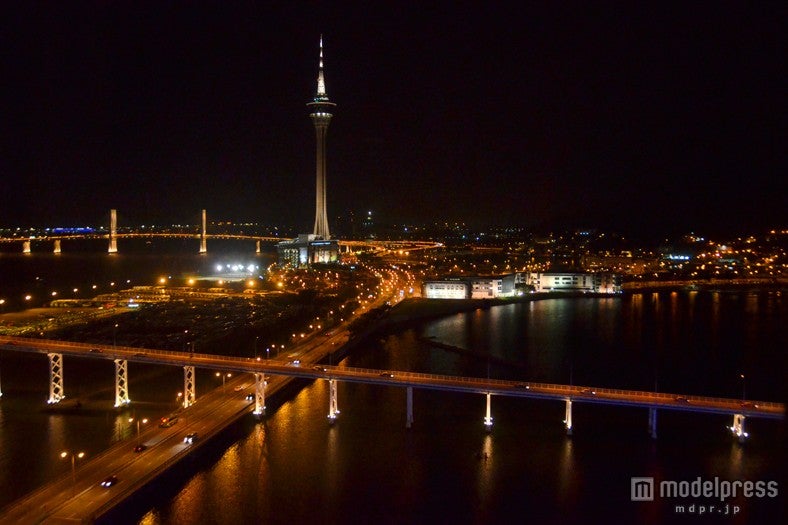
127, 291, 782, 524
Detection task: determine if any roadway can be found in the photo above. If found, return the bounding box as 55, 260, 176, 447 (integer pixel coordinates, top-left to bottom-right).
0, 371, 271, 524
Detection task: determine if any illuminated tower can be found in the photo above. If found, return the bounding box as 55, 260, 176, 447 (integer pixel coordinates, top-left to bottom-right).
307, 35, 336, 240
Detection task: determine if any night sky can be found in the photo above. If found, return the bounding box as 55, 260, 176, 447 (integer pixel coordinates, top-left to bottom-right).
3, 2, 785, 237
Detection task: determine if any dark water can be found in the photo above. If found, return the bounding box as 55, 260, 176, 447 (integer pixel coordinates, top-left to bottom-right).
0, 238, 274, 312
0, 249, 785, 524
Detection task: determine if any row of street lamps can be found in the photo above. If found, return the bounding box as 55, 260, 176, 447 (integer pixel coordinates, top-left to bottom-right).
60, 415, 149, 492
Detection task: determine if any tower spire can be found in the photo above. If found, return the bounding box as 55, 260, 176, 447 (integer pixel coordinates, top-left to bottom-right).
316, 34, 327, 100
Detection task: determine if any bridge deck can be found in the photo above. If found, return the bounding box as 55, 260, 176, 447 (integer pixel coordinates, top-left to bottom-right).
1, 336, 783, 419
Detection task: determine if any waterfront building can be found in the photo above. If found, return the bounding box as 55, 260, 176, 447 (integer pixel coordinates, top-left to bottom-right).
422, 279, 470, 299
470, 274, 517, 298
524, 272, 621, 293
423, 274, 517, 299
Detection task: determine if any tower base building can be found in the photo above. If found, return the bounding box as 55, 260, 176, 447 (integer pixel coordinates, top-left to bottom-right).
277, 234, 339, 268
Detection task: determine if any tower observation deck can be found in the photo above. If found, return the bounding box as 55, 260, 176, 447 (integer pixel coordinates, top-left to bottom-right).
307, 35, 336, 240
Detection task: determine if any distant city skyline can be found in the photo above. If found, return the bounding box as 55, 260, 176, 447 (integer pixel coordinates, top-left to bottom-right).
3, 3, 785, 236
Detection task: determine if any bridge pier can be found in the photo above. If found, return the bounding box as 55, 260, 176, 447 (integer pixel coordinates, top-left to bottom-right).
23, 240, 31, 254
256, 240, 261, 253
108, 209, 118, 254
199, 209, 207, 254
406, 386, 414, 428
183, 366, 195, 408
729, 414, 748, 442
47, 353, 65, 404
253, 373, 266, 417
484, 393, 493, 432
564, 399, 573, 436
114, 359, 130, 408
328, 378, 339, 422
53, 239, 61, 254
648, 408, 658, 439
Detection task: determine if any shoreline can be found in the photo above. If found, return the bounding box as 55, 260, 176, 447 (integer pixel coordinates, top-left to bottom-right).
373, 280, 787, 332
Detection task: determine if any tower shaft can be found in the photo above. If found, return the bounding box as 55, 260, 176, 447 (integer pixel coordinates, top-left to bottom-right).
312, 114, 331, 239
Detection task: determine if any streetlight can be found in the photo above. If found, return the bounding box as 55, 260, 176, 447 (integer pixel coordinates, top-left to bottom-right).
61, 450, 85, 494
740, 374, 746, 402
254, 336, 259, 359
216, 372, 231, 393
128, 417, 148, 444
176, 392, 183, 409
113, 323, 118, 347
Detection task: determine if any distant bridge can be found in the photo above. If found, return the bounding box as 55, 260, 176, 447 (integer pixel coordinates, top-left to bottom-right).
0, 209, 441, 255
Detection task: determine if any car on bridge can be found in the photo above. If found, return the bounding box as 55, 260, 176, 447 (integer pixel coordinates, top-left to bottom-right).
133, 444, 147, 453
379, 372, 394, 378
184, 432, 199, 444
159, 416, 178, 427
100, 475, 118, 487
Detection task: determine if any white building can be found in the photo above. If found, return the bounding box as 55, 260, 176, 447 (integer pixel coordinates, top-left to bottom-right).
470, 274, 517, 298
424, 274, 517, 299
470, 278, 500, 298
422, 280, 469, 299
523, 272, 620, 293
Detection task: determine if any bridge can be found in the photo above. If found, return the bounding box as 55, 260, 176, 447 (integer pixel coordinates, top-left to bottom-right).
0, 208, 441, 255
1, 334, 781, 523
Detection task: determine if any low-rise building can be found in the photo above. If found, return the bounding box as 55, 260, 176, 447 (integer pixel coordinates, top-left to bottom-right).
523, 272, 621, 293
422, 279, 469, 299
470, 274, 517, 298
424, 274, 517, 299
